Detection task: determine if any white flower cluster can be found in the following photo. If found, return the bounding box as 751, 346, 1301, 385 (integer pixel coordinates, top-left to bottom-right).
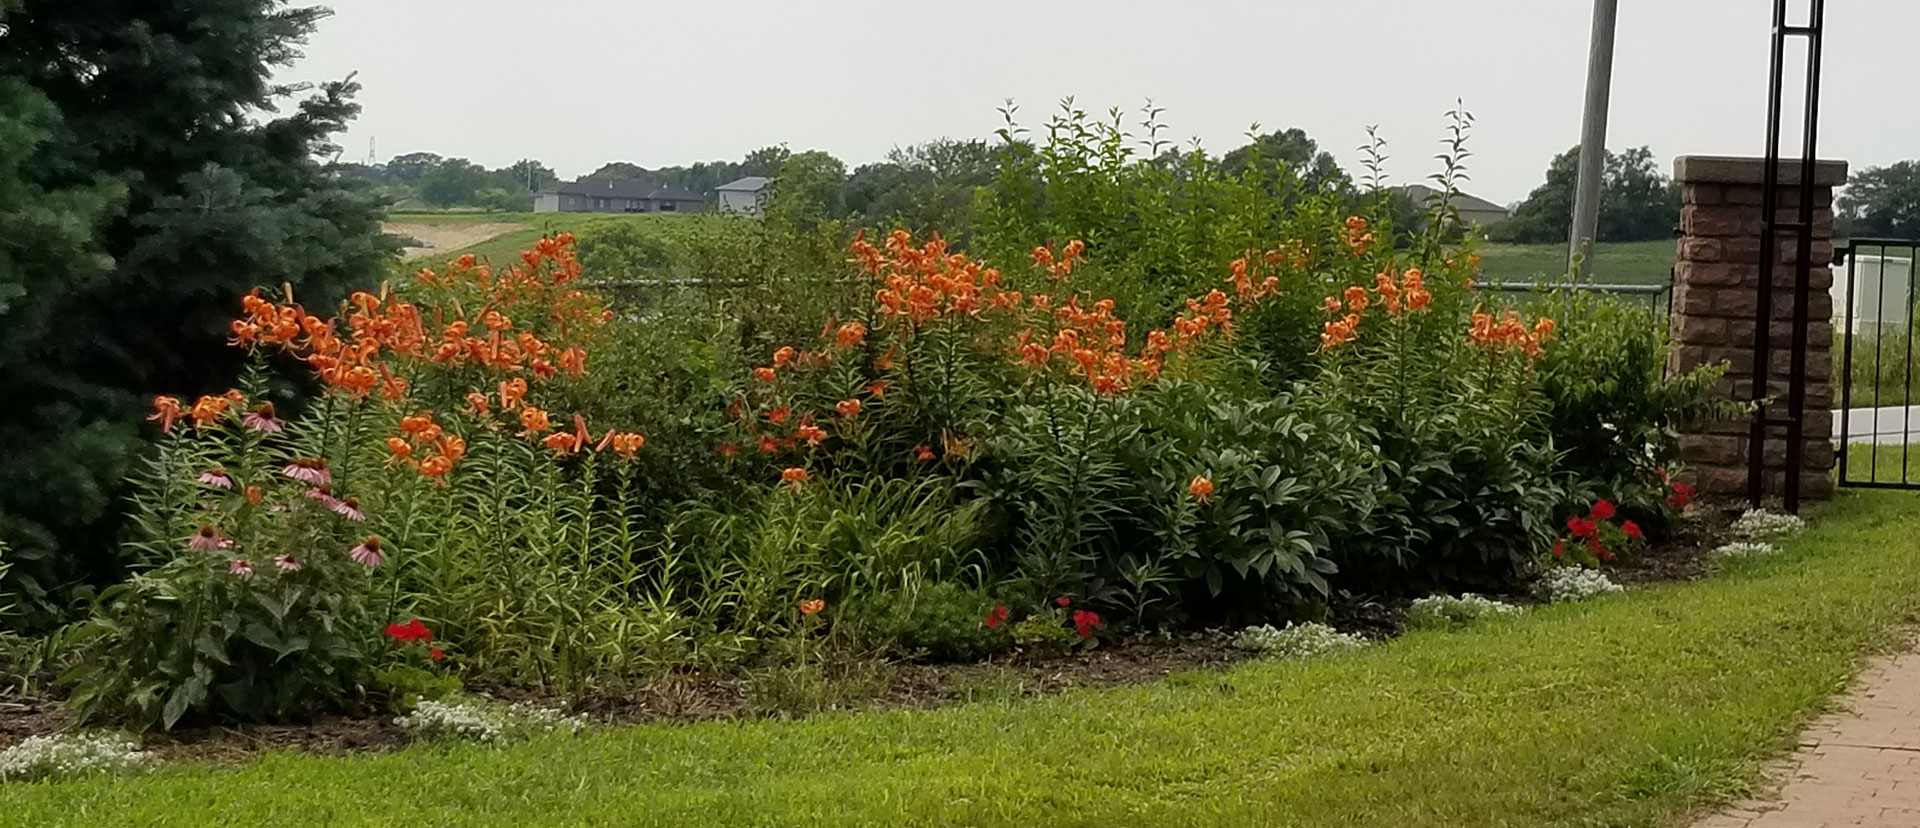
394, 698, 585, 744
0, 732, 147, 782
1536, 567, 1624, 603
1232, 622, 1367, 659
1731, 508, 1806, 539
1712, 541, 1778, 558
1406, 594, 1523, 629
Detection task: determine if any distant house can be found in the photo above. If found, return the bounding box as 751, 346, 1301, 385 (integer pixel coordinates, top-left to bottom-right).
533, 179, 708, 214
716, 176, 772, 214
1402, 184, 1512, 229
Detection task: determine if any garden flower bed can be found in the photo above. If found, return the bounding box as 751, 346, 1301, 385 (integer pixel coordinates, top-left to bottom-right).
0, 489, 1898, 828
2, 112, 1744, 787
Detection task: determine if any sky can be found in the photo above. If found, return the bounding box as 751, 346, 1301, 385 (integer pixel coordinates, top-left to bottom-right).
285, 0, 1919, 205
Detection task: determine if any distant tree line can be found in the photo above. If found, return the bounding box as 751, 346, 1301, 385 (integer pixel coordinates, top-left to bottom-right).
1839, 162, 1920, 240
1492, 145, 1680, 245
363, 127, 1413, 234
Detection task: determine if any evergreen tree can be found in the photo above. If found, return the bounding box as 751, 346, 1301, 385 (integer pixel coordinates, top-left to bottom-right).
0, 0, 393, 625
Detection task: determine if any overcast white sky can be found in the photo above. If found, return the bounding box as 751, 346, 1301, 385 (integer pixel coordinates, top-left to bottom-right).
286, 0, 1918, 204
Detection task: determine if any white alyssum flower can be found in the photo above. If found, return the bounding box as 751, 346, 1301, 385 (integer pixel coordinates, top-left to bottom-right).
1406, 594, 1522, 629
1536, 567, 1624, 603
1233, 622, 1366, 659
395, 698, 585, 744
0, 732, 147, 782
1731, 509, 1806, 539
1713, 541, 1778, 558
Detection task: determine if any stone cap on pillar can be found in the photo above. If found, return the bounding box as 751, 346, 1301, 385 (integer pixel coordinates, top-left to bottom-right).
1673, 155, 1848, 186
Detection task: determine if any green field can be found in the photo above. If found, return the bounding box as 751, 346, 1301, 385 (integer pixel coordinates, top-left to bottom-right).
1476, 239, 1676, 286
7, 489, 1920, 827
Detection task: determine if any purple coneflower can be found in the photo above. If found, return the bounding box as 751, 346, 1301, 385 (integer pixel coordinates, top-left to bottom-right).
273, 554, 303, 572
303, 486, 342, 509
188, 525, 233, 550
349, 537, 384, 567
282, 458, 331, 486
198, 468, 233, 489
329, 496, 365, 522
242, 402, 284, 434
227, 559, 253, 578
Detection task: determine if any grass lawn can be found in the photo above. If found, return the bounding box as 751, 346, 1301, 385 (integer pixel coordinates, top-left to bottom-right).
7, 490, 1920, 826
1477, 239, 1676, 286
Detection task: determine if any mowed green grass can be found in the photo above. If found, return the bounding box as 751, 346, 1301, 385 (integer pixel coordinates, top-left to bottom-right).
1477, 239, 1676, 286
7, 490, 1920, 827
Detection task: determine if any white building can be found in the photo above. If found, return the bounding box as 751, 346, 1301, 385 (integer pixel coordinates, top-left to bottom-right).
716, 176, 772, 214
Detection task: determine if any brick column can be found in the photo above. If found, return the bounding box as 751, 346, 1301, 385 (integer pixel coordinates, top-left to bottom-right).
1669, 155, 1848, 501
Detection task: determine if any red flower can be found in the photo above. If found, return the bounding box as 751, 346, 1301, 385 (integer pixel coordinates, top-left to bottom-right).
384, 618, 433, 644
1551, 541, 1565, 558
1667, 483, 1696, 508
1621, 520, 1643, 540
1055, 596, 1071, 607
985, 605, 1010, 630
429, 648, 445, 662
1587, 534, 1605, 558
1072, 610, 1102, 639
1588, 499, 1616, 521
1566, 517, 1597, 538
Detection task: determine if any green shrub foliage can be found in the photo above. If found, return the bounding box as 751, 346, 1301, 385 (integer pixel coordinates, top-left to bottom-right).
58, 106, 1721, 730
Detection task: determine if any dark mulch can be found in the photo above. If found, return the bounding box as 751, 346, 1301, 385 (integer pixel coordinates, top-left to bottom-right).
1608, 503, 1739, 587
0, 697, 65, 748
0, 634, 1252, 763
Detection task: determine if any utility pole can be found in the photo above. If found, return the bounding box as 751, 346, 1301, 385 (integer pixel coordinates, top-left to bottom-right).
1568, 0, 1620, 278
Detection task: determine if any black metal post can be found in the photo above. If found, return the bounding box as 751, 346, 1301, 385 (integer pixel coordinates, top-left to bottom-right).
1753, 0, 1825, 512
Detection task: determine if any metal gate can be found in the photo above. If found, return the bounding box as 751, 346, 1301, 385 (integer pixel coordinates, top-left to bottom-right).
1835, 239, 1920, 488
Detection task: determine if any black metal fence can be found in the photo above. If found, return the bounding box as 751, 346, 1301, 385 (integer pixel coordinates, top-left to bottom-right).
1835, 239, 1920, 488
1473, 279, 1674, 320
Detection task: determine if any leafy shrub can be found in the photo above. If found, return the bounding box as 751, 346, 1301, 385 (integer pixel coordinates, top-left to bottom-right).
658, 476, 989, 643
63, 407, 383, 729
846, 581, 1010, 662
1008, 614, 1078, 652
1232, 622, 1366, 659
1405, 594, 1522, 629
393, 697, 584, 743
373, 665, 463, 710
1731, 509, 1806, 539
1536, 292, 1728, 528
1535, 567, 1624, 604
0, 732, 146, 782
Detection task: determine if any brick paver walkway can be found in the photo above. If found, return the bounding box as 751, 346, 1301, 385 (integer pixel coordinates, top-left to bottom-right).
1697, 649, 1920, 828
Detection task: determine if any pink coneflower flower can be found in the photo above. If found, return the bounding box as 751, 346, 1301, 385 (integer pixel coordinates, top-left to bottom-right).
188, 525, 233, 550
349, 536, 384, 567
273, 554, 303, 572
198, 469, 233, 489
329, 496, 365, 522
242, 402, 284, 433
303, 486, 342, 509
228, 559, 253, 578
282, 458, 331, 486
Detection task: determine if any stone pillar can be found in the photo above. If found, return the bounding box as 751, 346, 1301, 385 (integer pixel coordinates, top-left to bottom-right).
1669, 155, 1847, 501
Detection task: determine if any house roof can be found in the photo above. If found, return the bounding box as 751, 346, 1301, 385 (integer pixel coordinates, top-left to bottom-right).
1402, 183, 1508, 215
716, 176, 772, 193
545, 178, 706, 202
